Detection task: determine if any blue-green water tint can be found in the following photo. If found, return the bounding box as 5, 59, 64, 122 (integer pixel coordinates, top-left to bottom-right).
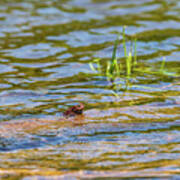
0, 0, 180, 179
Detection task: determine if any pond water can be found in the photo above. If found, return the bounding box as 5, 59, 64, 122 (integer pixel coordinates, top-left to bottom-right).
0, 0, 180, 179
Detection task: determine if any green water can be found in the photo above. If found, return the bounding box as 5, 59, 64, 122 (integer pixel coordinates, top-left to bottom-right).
0, 0, 180, 179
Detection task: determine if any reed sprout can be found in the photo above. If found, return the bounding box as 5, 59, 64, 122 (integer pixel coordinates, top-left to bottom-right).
89, 26, 137, 82
89, 27, 176, 94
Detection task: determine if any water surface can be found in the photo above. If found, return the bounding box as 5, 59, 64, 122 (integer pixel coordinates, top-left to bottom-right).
0, 0, 180, 179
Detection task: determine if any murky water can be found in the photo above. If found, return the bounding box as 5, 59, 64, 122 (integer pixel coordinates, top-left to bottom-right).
0, 0, 180, 179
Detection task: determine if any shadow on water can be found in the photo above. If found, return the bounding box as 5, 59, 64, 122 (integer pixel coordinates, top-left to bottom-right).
0, 0, 180, 179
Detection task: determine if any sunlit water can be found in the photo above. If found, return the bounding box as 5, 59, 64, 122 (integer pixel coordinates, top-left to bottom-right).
0, 0, 180, 179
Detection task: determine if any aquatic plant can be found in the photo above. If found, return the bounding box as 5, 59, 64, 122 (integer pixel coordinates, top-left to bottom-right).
89, 27, 137, 84
89, 27, 180, 94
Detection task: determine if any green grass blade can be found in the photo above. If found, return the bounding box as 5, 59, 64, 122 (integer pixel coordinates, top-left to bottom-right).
112, 90, 119, 98
114, 59, 120, 76
110, 33, 120, 74
126, 52, 132, 77
123, 26, 127, 58
89, 63, 97, 72
106, 61, 112, 80
160, 57, 166, 72
134, 37, 137, 66
111, 34, 120, 61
